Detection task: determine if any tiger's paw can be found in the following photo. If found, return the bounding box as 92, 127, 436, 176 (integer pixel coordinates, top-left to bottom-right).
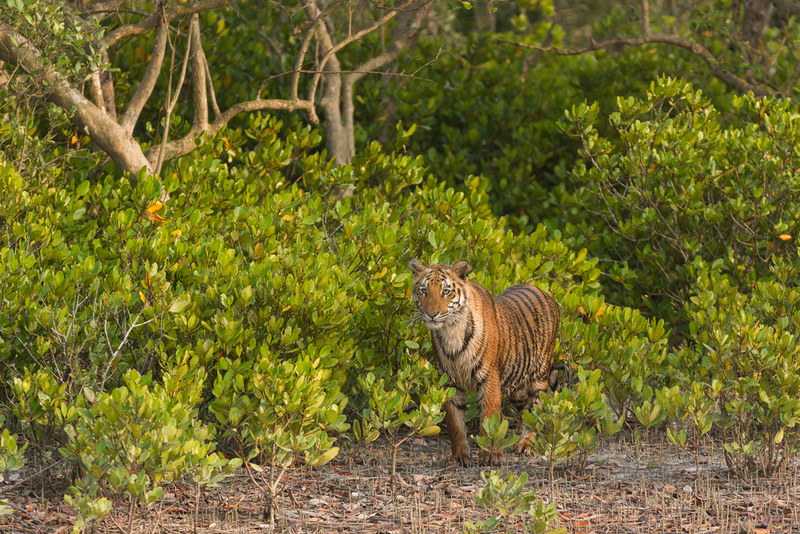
516, 434, 534, 455
478, 449, 504, 466
450, 445, 472, 466
451, 454, 473, 466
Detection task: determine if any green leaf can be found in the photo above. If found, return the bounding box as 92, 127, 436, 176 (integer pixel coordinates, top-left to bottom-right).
169, 296, 191, 313
308, 446, 339, 467
77, 180, 90, 196
417, 425, 440, 437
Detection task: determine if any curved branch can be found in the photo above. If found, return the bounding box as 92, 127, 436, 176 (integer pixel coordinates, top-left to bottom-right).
143, 98, 317, 164
120, 14, 168, 133
497, 32, 782, 97
154, 14, 195, 175
341, 0, 431, 156
102, 0, 231, 47
307, 0, 418, 106
292, 0, 350, 101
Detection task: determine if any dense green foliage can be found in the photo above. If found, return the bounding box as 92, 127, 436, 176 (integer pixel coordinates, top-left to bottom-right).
563, 79, 800, 323
2, 0, 800, 530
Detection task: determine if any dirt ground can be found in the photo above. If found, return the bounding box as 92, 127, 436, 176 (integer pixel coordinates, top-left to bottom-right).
1, 430, 798, 534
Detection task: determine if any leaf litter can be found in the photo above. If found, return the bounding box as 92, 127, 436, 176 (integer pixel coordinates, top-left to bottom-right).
0, 429, 797, 533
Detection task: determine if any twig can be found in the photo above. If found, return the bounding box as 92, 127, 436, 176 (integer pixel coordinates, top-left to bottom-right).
154, 14, 194, 176
496, 31, 782, 97
120, 3, 168, 133
102, 0, 232, 47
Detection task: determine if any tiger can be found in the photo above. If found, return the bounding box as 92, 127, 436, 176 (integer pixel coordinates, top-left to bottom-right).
408, 258, 560, 465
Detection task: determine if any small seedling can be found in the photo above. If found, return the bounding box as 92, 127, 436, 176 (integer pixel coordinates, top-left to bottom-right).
473, 412, 520, 464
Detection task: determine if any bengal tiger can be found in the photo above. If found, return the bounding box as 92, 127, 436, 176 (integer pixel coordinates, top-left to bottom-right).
408, 258, 560, 464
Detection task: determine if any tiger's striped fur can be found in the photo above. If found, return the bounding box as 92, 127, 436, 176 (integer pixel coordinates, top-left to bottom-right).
408, 258, 560, 464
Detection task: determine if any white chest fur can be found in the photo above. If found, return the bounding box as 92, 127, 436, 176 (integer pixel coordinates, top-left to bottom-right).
431, 306, 485, 390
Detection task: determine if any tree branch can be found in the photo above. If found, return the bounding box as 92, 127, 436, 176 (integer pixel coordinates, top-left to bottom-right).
641, 0, 652, 37
497, 31, 782, 97
341, 0, 431, 156
153, 15, 194, 175
203, 52, 221, 120
120, 11, 168, 133
143, 98, 317, 164
100, 47, 117, 119
188, 14, 208, 134
89, 68, 105, 113
303, 0, 347, 162
0, 22, 152, 175
102, 0, 231, 47
307, 0, 415, 106
292, 0, 349, 101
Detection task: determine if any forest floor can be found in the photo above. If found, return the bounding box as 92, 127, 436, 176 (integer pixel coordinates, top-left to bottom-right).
1, 429, 798, 534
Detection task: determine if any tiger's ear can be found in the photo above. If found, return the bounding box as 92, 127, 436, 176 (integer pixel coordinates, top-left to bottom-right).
452, 260, 471, 279
408, 258, 427, 276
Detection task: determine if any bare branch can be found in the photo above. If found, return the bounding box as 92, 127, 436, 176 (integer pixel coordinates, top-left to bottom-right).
641, 0, 651, 37
344, 0, 431, 88
144, 97, 317, 164
302, 0, 347, 161
292, 0, 349, 101
154, 15, 194, 175
89, 68, 105, 112
188, 14, 208, 134
203, 52, 220, 120
307, 0, 417, 106
78, 0, 131, 20
120, 12, 168, 133
100, 48, 117, 119
102, 0, 231, 47
341, 0, 431, 156
497, 32, 782, 97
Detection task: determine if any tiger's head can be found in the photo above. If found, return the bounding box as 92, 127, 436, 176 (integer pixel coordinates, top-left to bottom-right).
408, 258, 471, 329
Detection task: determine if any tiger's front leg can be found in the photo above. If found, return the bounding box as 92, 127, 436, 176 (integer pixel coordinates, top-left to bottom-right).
444, 389, 470, 464
477, 369, 503, 465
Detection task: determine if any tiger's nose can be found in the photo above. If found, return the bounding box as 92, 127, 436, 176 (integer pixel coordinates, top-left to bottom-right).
426, 311, 438, 318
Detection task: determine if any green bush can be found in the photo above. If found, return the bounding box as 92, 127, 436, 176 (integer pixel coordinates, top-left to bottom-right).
356, 364, 448, 487
1, 115, 615, 442
678, 260, 800, 476
0, 416, 26, 518
523, 368, 620, 484
358, 22, 735, 229
561, 77, 800, 325
465, 470, 564, 534
61, 363, 239, 533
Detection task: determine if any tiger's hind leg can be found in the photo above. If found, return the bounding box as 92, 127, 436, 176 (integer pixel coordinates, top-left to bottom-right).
510, 383, 547, 455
